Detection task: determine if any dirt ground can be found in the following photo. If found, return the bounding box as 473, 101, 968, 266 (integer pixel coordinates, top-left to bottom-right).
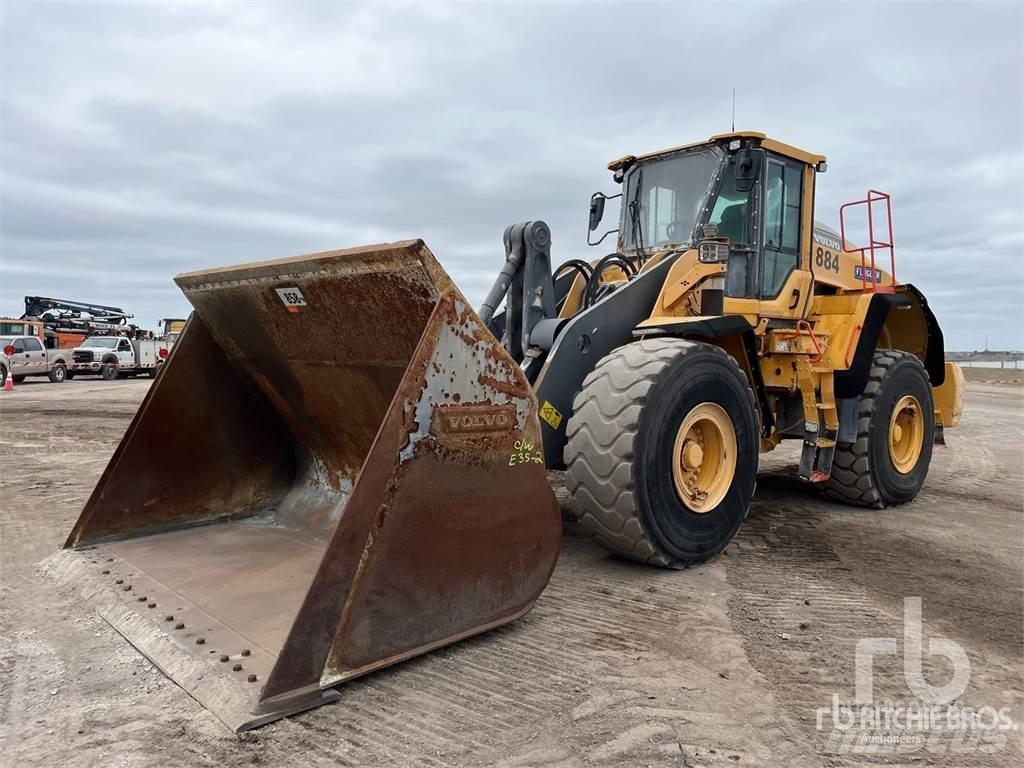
960, 367, 1024, 384
1, 378, 1021, 767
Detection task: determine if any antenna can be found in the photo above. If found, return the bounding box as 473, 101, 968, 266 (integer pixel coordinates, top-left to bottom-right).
732, 88, 736, 132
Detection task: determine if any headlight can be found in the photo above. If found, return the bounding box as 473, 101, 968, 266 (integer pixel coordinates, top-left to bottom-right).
698, 241, 730, 263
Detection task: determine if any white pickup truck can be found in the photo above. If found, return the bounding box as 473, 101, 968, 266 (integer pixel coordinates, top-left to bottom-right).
70, 335, 170, 381
0, 335, 70, 385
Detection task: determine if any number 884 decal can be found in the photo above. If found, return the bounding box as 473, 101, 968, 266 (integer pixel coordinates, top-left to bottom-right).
812, 232, 883, 283
815, 246, 882, 282
814, 245, 840, 274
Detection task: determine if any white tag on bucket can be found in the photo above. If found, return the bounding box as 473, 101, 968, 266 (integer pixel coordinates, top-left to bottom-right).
275, 287, 307, 313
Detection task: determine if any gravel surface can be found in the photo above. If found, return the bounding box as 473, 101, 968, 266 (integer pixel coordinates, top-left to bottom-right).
1, 378, 1020, 766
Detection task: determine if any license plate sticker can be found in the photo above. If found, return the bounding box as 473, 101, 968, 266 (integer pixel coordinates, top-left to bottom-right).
854, 265, 882, 283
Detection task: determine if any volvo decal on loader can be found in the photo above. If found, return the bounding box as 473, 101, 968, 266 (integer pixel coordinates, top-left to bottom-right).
47, 131, 963, 730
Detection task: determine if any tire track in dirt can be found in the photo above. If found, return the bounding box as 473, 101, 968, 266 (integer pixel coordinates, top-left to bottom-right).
727, 433, 1022, 765
4, 381, 1020, 767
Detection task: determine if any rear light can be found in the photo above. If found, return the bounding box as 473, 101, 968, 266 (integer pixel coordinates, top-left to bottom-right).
158, 348, 169, 359
3, 345, 13, 356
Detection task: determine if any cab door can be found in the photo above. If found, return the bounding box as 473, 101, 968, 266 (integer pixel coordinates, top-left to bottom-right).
8, 339, 29, 375
757, 155, 813, 318
717, 150, 815, 321
116, 338, 134, 367
23, 337, 47, 374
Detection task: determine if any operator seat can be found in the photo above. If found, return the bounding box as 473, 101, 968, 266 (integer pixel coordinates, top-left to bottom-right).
718, 203, 754, 298
718, 204, 747, 243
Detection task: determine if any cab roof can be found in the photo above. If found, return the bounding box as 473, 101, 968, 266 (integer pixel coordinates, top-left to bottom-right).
607, 131, 826, 172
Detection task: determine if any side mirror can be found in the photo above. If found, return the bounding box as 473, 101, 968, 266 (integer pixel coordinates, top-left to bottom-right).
586, 191, 621, 246
588, 193, 606, 232
735, 148, 764, 193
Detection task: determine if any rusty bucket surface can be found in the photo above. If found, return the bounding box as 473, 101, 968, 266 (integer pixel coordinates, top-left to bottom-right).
45, 240, 561, 731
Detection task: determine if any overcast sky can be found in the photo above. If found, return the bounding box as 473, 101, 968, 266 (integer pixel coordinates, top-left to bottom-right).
2, 0, 1022, 349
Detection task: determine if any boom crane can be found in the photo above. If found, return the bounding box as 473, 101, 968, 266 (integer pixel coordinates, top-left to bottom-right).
22, 296, 151, 345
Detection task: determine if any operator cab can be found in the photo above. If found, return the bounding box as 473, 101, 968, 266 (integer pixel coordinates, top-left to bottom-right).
593, 132, 825, 312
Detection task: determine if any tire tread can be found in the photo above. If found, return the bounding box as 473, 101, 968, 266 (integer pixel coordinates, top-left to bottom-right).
565, 338, 755, 567
822, 349, 926, 509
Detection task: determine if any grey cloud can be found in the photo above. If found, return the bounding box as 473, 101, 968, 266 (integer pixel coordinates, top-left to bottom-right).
1, 0, 1022, 349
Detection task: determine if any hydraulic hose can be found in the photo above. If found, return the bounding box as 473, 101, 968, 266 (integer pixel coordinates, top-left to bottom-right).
479, 249, 525, 326
583, 254, 637, 308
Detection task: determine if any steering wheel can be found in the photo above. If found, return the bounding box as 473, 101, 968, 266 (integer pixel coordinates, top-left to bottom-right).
665, 220, 690, 242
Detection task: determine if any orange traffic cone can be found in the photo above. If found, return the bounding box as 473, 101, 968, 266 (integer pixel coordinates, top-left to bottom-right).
3, 373, 13, 392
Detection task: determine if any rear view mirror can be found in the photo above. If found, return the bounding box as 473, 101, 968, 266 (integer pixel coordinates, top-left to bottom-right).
588, 193, 606, 232
735, 148, 764, 193
586, 191, 622, 246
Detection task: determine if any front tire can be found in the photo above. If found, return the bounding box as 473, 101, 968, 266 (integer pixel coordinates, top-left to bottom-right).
565, 339, 759, 568
100, 361, 119, 381
823, 350, 934, 508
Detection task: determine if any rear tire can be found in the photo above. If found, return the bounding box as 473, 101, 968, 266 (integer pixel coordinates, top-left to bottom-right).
1, 365, 7, 386
49, 363, 67, 383
823, 350, 934, 508
565, 338, 759, 568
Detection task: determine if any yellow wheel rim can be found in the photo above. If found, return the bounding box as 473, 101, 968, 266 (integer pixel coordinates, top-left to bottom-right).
888, 394, 924, 474
672, 403, 737, 513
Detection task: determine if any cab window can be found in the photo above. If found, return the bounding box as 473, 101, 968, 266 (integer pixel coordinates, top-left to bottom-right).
707, 161, 751, 245
24, 338, 42, 351
624, 148, 721, 249
761, 159, 802, 297
648, 185, 677, 243
118, 340, 131, 352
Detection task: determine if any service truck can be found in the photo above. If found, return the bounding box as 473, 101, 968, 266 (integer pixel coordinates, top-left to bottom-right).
69, 335, 170, 380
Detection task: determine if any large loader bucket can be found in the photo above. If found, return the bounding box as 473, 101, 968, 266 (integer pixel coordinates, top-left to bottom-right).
45, 240, 561, 731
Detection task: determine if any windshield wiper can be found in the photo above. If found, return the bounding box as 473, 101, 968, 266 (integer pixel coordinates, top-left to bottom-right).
628, 169, 646, 262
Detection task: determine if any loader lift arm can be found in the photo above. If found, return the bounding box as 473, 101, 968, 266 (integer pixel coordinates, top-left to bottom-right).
478, 220, 682, 467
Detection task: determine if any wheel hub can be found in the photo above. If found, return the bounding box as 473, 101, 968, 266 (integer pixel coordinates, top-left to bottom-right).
672, 403, 737, 513
681, 440, 704, 470
888, 395, 923, 474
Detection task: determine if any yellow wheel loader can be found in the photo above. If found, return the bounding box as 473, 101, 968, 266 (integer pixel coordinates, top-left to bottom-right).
481, 132, 963, 566
47, 131, 963, 730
